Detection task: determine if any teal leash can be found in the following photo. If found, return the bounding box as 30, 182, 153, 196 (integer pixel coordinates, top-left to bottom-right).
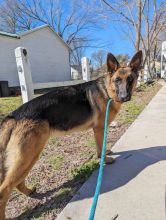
88, 98, 112, 220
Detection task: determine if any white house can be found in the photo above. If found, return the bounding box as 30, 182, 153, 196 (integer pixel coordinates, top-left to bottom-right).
0, 25, 71, 87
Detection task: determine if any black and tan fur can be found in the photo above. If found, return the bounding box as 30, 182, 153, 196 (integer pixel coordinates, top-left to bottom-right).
0, 51, 142, 219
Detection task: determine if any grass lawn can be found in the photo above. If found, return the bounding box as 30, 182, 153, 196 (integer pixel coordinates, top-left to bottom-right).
0, 82, 161, 220
0, 96, 22, 120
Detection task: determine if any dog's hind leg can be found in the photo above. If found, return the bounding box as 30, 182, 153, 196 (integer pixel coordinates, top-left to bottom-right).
0, 120, 50, 220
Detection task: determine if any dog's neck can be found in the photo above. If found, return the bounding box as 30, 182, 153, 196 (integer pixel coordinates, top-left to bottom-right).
97, 74, 122, 112
97, 74, 117, 100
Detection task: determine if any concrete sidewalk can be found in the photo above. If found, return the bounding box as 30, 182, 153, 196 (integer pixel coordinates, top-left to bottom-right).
57, 84, 166, 220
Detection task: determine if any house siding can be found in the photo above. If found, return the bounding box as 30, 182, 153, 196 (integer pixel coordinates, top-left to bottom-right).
0, 27, 70, 87
0, 36, 20, 86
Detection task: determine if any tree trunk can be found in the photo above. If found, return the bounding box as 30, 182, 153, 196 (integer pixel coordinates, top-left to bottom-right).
152, 0, 157, 75
136, 0, 142, 52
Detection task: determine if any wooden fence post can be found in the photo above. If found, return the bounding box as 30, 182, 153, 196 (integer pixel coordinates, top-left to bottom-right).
81, 57, 90, 81
15, 47, 34, 103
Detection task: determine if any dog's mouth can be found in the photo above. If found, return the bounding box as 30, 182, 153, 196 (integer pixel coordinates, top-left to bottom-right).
116, 97, 131, 103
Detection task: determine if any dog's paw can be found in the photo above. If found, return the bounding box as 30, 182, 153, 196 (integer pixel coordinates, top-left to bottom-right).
28, 187, 37, 197
104, 155, 115, 164
105, 149, 113, 155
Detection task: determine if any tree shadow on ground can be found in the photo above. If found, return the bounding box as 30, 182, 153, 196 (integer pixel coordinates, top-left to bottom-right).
10, 146, 166, 220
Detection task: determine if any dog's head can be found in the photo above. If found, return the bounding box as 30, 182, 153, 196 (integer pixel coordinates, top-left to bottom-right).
106, 51, 142, 103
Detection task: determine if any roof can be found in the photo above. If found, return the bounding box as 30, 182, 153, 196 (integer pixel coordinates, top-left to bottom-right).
0, 24, 70, 49
0, 31, 20, 38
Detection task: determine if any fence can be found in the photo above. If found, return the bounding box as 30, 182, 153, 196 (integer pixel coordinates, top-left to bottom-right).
15, 47, 92, 103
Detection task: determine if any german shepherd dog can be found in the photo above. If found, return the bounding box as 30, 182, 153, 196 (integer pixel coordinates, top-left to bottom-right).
0, 51, 142, 219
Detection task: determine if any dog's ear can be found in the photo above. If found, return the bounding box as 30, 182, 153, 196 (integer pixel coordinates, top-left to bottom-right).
129, 50, 142, 71
107, 53, 120, 74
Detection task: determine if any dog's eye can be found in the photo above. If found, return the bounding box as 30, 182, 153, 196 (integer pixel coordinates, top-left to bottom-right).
114, 77, 121, 83
128, 76, 133, 83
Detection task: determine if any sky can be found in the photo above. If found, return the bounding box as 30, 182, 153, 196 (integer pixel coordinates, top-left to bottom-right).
86, 25, 134, 58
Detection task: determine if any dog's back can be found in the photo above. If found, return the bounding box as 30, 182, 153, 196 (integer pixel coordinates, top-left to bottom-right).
9, 78, 107, 131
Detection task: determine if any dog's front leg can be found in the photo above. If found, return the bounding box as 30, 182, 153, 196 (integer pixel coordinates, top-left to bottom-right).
93, 127, 115, 164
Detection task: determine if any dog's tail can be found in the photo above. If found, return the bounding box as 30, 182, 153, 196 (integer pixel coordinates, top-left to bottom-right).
0, 117, 16, 185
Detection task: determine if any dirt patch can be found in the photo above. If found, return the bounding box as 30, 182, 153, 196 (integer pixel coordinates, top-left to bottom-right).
3, 82, 161, 220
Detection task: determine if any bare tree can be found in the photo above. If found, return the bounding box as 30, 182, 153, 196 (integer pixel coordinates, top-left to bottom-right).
70, 39, 87, 66
91, 50, 107, 69
136, 0, 142, 51
101, 0, 166, 76
141, 0, 166, 76
116, 54, 129, 65
0, 0, 34, 33
101, 0, 147, 52
15, 0, 101, 41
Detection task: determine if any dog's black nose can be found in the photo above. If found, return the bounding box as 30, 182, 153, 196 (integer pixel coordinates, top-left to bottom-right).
120, 96, 130, 102
120, 97, 127, 102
